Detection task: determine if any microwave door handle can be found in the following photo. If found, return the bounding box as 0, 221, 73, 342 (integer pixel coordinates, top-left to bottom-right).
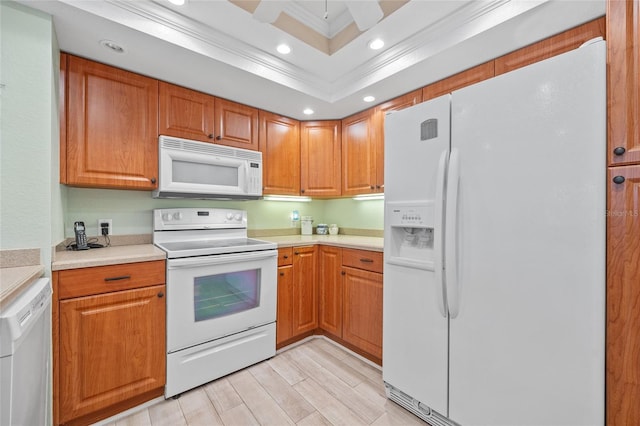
167, 250, 277, 269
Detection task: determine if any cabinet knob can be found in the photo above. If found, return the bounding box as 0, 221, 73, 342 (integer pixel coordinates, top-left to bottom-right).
279, 272, 284, 276
613, 176, 626, 184
150, 177, 157, 184
208, 134, 215, 139
613, 147, 626, 156
375, 185, 381, 189
301, 189, 305, 193
283, 255, 289, 259
216, 135, 222, 141
370, 185, 375, 190
157, 292, 164, 298
341, 271, 346, 276
294, 251, 299, 255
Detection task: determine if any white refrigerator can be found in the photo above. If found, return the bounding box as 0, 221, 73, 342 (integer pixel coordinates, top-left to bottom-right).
383, 40, 605, 426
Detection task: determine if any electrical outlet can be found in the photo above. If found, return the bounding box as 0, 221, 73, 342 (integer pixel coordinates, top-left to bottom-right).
98, 219, 112, 236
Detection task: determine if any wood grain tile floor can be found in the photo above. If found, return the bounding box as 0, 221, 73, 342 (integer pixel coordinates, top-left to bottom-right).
107, 338, 427, 426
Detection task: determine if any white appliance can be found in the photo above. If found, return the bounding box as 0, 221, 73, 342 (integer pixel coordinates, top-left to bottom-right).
153, 208, 277, 397
0, 278, 52, 426
153, 136, 263, 200
383, 40, 606, 426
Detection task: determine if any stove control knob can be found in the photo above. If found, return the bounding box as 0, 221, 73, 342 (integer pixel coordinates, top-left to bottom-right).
162, 213, 172, 221
173, 212, 183, 220
234, 213, 242, 221
226, 213, 234, 220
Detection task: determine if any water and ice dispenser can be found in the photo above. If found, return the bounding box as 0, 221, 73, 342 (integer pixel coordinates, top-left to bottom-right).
386, 202, 435, 270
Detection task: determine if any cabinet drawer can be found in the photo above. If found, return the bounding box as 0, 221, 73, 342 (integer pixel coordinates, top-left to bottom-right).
58, 260, 166, 299
342, 248, 383, 273
278, 247, 293, 266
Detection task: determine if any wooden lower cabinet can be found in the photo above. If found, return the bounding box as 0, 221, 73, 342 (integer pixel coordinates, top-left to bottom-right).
292, 246, 318, 335
606, 165, 640, 425
318, 246, 343, 337
53, 261, 166, 425
276, 246, 317, 346
342, 267, 383, 360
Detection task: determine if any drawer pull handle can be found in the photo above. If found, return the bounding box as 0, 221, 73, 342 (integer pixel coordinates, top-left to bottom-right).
157, 292, 164, 298
360, 258, 374, 263
104, 275, 131, 282
279, 272, 285, 276
283, 255, 289, 259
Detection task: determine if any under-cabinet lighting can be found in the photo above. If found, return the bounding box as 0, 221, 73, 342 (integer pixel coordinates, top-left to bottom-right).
352, 194, 384, 201
263, 195, 312, 202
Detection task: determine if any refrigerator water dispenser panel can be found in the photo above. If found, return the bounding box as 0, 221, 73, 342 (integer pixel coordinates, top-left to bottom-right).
386, 202, 435, 271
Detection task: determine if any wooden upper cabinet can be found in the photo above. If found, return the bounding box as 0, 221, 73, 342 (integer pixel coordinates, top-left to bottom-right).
300, 120, 342, 197
607, 1, 640, 166
213, 98, 259, 150
422, 61, 495, 102
59, 53, 68, 185
65, 55, 159, 190
495, 17, 606, 75
159, 82, 215, 142
259, 111, 300, 195
606, 164, 640, 425
374, 89, 423, 190
341, 109, 378, 196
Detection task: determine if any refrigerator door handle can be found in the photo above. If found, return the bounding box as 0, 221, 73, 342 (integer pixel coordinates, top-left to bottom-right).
434, 150, 449, 318
445, 148, 461, 318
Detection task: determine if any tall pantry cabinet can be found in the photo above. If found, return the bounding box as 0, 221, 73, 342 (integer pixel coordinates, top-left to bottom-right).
606, 0, 640, 424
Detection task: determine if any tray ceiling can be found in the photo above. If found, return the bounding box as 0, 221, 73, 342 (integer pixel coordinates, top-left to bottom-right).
18, 0, 605, 120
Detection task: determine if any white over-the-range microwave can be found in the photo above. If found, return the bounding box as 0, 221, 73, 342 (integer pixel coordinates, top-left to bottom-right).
153, 135, 263, 200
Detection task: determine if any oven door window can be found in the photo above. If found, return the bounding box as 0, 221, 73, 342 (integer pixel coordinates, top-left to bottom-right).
194, 269, 260, 321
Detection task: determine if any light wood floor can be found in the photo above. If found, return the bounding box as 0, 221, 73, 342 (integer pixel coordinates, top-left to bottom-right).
107, 338, 427, 426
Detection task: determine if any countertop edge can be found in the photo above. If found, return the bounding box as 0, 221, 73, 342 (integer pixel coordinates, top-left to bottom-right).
0, 265, 45, 309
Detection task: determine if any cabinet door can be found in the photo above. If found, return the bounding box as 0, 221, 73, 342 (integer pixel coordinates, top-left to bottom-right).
342, 109, 377, 196
318, 246, 343, 337
422, 61, 495, 102
214, 98, 259, 150
374, 89, 423, 190
607, 2, 640, 166
495, 17, 605, 76
159, 82, 215, 142
607, 165, 640, 425
292, 246, 318, 335
66, 56, 159, 190
342, 267, 383, 360
59, 285, 166, 424
259, 111, 300, 195
276, 265, 294, 346
300, 121, 342, 197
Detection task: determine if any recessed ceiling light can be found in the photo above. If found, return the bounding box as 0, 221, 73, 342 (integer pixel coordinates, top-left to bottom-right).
303, 108, 314, 115
368, 38, 384, 50
167, 0, 186, 5
99, 39, 126, 54
277, 44, 291, 54
363, 95, 376, 103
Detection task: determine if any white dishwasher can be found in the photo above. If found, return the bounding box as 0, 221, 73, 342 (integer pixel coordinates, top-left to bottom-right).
0, 278, 52, 426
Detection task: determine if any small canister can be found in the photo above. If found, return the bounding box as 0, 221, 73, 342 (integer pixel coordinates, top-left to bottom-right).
329, 224, 339, 235
316, 224, 328, 235
301, 216, 313, 235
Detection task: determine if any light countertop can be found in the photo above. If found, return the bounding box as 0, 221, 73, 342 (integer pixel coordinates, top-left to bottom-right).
259, 235, 383, 252
52, 244, 166, 271
50, 235, 383, 272
0, 265, 45, 309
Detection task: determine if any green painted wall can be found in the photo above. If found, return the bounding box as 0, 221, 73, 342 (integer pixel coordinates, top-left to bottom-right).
0, 2, 62, 272
64, 188, 384, 237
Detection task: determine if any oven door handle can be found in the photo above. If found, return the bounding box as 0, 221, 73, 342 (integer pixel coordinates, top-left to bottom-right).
167, 249, 277, 269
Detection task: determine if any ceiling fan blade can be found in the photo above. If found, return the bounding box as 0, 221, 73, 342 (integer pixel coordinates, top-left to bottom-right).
252, 1, 286, 24
345, 1, 383, 31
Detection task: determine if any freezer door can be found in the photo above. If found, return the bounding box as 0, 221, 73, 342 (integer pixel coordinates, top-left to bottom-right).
383, 95, 451, 416
447, 41, 606, 425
